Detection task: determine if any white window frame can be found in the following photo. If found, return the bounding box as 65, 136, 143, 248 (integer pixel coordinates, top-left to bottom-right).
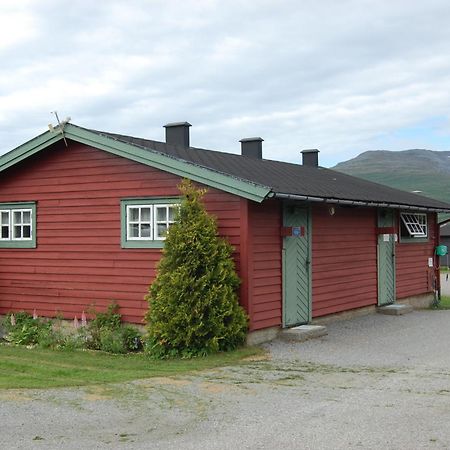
12, 209, 33, 241
0, 208, 33, 241
0, 210, 11, 240
154, 204, 178, 241
121, 198, 180, 248
400, 212, 428, 239
126, 205, 153, 241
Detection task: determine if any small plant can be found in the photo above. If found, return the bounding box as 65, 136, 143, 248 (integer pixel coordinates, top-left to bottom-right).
122, 325, 143, 351
1, 303, 143, 354
84, 302, 143, 353
99, 328, 127, 354
2, 312, 56, 347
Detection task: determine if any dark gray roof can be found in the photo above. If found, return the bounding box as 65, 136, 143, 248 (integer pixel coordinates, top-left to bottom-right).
87, 127, 450, 212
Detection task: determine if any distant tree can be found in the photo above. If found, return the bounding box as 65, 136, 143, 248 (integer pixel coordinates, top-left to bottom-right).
145, 179, 248, 358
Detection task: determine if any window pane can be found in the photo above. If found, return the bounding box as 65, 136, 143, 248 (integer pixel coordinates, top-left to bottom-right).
157, 223, 168, 238
168, 206, 177, 221
13, 226, 22, 239
1, 212, 9, 225
129, 208, 139, 222
22, 211, 31, 224
1, 226, 9, 239
141, 224, 151, 238
156, 206, 167, 222
129, 224, 139, 238
400, 213, 427, 237
141, 207, 151, 222
13, 211, 22, 224
22, 225, 31, 238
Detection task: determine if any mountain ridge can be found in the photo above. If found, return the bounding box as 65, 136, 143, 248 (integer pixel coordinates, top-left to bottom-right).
332, 149, 450, 206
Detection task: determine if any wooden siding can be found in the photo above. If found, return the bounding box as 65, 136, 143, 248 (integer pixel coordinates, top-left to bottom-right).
396, 212, 437, 298
0, 141, 243, 323
311, 205, 378, 317
247, 199, 282, 330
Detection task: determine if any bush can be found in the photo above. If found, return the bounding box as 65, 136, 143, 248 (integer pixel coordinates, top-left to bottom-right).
3, 312, 56, 347
84, 302, 142, 353
122, 325, 143, 351
98, 328, 127, 354
1, 304, 143, 354
145, 179, 248, 358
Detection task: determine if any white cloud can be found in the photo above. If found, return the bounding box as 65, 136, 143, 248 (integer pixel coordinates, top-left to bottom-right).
2, 0, 450, 167
0, 2, 38, 51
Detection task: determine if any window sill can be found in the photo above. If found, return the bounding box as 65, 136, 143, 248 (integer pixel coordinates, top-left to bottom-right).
0, 240, 36, 249
121, 240, 165, 249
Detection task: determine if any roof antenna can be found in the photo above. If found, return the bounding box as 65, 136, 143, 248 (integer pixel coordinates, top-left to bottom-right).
49, 111, 71, 148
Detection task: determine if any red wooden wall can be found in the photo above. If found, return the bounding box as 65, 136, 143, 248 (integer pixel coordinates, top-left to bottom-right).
311, 205, 378, 317
0, 141, 243, 323
247, 199, 282, 331
0, 139, 439, 329
396, 212, 436, 298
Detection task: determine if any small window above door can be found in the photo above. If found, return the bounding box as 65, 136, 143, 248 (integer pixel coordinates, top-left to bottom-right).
399, 212, 428, 242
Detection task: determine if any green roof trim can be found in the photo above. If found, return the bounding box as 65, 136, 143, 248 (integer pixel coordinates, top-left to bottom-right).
0, 124, 270, 203
0, 131, 62, 173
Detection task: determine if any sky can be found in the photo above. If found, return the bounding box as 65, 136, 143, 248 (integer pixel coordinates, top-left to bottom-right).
1, 0, 450, 167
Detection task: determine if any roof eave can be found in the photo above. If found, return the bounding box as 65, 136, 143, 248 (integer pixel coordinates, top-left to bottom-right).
0, 124, 271, 203
273, 192, 450, 213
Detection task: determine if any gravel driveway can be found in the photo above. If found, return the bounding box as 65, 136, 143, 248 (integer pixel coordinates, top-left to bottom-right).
1, 310, 450, 450
441, 272, 450, 296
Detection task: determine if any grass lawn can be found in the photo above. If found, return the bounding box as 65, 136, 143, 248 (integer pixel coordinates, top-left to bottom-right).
0, 345, 264, 390
437, 296, 450, 309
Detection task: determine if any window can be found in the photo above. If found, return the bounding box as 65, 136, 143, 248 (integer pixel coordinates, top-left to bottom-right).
0, 202, 36, 248
399, 212, 428, 242
154, 204, 177, 240
121, 198, 179, 248
127, 205, 153, 240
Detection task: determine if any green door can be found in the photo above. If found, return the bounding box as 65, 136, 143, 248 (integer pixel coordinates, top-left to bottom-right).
377, 209, 396, 306
283, 205, 311, 326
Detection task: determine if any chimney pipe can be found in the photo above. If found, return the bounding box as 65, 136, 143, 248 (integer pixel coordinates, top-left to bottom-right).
240, 137, 263, 159
164, 122, 191, 147
301, 149, 320, 167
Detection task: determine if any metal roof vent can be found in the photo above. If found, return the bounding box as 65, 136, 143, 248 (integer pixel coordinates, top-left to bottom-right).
301, 149, 320, 167
240, 137, 263, 159
164, 122, 191, 147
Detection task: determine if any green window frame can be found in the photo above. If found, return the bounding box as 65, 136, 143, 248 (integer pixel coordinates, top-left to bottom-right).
399, 212, 429, 243
120, 198, 180, 248
0, 202, 36, 249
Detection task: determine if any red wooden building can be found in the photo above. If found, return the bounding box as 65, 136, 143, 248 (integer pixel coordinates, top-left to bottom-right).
1, 122, 449, 341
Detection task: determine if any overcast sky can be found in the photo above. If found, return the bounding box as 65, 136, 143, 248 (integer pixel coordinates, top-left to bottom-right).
1, 0, 450, 167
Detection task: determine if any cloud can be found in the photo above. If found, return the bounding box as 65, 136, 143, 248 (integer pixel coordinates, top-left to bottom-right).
1, 0, 450, 167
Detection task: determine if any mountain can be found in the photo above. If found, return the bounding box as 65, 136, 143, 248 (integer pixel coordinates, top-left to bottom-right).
332, 149, 450, 207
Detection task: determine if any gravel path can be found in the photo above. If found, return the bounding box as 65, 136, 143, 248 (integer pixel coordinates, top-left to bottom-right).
1, 310, 450, 449
441, 272, 450, 296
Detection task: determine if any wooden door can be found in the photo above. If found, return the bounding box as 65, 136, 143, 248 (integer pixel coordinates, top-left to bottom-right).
377, 209, 396, 306
283, 205, 311, 326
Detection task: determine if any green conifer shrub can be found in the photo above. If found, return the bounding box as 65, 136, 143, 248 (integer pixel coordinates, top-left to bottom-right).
145, 179, 248, 358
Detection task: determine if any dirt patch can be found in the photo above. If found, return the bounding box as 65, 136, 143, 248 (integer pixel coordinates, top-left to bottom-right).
0, 390, 34, 402
145, 377, 191, 387
200, 381, 228, 393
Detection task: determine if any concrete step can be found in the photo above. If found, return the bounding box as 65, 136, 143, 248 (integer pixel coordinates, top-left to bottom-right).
279, 324, 327, 343
377, 303, 413, 315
